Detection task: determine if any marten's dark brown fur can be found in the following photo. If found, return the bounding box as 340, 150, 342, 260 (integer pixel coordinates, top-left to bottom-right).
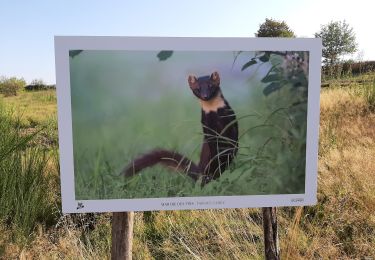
121, 71, 238, 186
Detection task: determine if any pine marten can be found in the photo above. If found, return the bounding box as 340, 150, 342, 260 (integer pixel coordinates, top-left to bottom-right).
121, 71, 238, 186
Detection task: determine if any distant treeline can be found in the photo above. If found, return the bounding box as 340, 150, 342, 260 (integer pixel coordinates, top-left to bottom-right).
24, 84, 56, 91
323, 61, 375, 77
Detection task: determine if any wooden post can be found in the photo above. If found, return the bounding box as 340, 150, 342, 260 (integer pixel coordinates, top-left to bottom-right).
111, 211, 134, 260
262, 207, 280, 260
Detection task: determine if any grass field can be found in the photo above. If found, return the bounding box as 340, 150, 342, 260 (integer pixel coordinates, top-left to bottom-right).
0, 73, 374, 259
2, 89, 57, 127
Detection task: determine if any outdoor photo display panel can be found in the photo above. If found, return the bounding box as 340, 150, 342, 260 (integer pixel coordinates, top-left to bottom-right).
55, 37, 321, 213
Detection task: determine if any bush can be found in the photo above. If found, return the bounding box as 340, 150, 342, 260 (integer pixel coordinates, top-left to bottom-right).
0, 76, 26, 96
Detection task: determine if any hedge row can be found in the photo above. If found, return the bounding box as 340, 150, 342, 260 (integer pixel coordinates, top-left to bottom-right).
24, 84, 56, 91
323, 61, 375, 77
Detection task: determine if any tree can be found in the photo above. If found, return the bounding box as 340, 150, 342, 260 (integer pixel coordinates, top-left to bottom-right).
315, 20, 357, 66
256, 18, 295, 38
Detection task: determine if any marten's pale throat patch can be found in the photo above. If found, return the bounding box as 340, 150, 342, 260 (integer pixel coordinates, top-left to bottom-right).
200, 93, 225, 113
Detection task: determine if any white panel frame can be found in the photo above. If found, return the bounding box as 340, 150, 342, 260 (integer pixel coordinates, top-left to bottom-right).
55, 36, 321, 213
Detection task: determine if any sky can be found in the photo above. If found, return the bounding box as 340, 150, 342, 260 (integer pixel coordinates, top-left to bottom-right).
1, 0, 374, 84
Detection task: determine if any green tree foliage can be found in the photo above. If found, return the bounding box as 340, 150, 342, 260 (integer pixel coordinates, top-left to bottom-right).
0, 76, 26, 96
315, 20, 357, 66
256, 18, 295, 38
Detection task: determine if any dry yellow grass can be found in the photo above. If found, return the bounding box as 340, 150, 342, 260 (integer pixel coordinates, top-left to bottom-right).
282, 84, 375, 259
133, 209, 264, 259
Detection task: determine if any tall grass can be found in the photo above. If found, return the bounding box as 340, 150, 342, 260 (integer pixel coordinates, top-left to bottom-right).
0, 102, 56, 241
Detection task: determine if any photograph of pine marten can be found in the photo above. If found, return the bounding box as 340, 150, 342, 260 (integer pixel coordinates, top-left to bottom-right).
70, 50, 309, 200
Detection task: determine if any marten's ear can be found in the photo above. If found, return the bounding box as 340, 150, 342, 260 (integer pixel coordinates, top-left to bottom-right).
188, 75, 198, 89
210, 71, 220, 86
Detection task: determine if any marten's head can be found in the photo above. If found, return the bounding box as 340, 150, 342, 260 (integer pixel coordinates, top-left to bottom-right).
188, 72, 221, 101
